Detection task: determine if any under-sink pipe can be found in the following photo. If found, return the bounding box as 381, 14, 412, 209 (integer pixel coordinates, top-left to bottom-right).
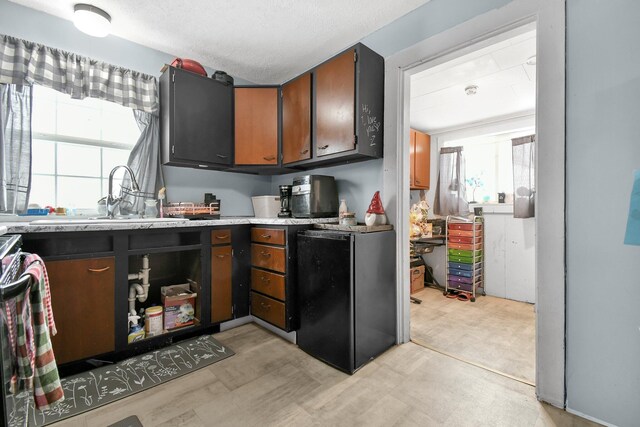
128, 254, 151, 317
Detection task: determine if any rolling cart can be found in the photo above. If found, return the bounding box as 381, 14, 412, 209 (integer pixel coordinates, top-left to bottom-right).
445, 215, 485, 302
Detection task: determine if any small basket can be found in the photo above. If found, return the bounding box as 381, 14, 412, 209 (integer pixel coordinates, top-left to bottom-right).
163, 202, 220, 219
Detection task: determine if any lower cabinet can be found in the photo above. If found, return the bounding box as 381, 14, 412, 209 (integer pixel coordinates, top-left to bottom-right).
249, 226, 302, 332
211, 229, 233, 323
47, 257, 115, 364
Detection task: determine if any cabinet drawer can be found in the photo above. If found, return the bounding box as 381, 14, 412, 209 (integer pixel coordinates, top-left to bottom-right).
211, 228, 231, 244
251, 268, 285, 301
251, 244, 286, 273
251, 292, 285, 329
251, 228, 286, 245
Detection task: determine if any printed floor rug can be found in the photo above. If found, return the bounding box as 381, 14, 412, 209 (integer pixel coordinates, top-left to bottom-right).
6, 334, 234, 426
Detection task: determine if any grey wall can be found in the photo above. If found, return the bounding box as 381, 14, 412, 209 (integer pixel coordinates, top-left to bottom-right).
566, 1, 640, 425
271, 159, 383, 221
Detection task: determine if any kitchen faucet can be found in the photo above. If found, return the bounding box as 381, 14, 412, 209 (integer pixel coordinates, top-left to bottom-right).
106, 165, 140, 218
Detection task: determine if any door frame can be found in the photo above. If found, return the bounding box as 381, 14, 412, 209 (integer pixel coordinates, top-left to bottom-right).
383, 0, 566, 407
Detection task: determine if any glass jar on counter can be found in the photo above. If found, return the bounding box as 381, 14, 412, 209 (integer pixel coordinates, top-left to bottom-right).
144, 199, 158, 218
340, 212, 357, 226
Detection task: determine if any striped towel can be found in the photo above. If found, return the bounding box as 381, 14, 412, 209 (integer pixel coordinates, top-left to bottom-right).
9, 254, 64, 409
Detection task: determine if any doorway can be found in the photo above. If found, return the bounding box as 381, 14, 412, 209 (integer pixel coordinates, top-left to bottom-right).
407, 25, 537, 385
383, 0, 566, 408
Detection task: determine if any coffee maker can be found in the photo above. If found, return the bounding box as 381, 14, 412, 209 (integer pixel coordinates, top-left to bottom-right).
278, 185, 292, 218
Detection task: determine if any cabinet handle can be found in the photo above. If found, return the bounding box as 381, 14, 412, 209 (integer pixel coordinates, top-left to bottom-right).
215, 235, 229, 240
216, 254, 227, 259
415, 179, 421, 184
216, 154, 228, 159
412, 270, 421, 276
260, 302, 271, 310
300, 149, 309, 155
263, 155, 276, 161
260, 276, 271, 283
260, 251, 271, 257
318, 145, 329, 150
88, 266, 110, 273
260, 234, 271, 239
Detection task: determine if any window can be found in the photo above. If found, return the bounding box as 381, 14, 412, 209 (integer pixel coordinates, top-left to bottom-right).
30, 85, 141, 212
444, 129, 534, 203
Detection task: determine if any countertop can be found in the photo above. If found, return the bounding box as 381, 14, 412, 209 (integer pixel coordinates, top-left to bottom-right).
1, 217, 339, 234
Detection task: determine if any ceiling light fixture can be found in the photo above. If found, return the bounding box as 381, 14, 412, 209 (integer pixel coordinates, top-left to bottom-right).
526, 55, 537, 66
73, 4, 111, 38
465, 85, 479, 96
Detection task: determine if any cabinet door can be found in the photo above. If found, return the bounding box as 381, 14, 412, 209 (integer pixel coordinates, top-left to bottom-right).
234, 88, 279, 165
211, 245, 233, 323
409, 129, 416, 187
414, 131, 431, 189
47, 257, 115, 364
173, 68, 233, 166
282, 73, 311, 164
315, 49, 356, 157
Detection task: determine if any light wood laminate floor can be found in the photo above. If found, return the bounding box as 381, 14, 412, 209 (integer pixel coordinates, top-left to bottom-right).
55, 323, 595, 427
410, 286, 536, 384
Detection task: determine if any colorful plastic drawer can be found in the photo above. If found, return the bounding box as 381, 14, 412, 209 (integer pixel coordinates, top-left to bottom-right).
448, 268, 482, 278
447, 282, 474, 293
448, 248, 483, 258
448, 242, 483, 251
448, 230, 477, 238
449, 258, 480, 271
448, 255, 481, 264
448, 222, 483, 231
448, 236, 482, 244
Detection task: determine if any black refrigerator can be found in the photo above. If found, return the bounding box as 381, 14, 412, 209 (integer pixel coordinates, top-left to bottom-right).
296, 229, 396, 374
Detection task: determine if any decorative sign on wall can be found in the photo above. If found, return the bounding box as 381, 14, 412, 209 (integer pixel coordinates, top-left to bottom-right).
624, 169, 640, 246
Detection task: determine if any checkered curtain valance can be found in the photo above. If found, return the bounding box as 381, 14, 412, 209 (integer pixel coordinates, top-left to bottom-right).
0, 34, 158, 114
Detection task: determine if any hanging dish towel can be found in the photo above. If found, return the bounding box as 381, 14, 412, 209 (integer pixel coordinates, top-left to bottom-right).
10, 254, 64, 409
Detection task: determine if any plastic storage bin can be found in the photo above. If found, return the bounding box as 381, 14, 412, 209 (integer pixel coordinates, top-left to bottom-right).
252, 196, 281, 218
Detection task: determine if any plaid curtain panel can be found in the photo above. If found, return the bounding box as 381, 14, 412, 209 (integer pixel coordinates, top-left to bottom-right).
0, 34, 158, 114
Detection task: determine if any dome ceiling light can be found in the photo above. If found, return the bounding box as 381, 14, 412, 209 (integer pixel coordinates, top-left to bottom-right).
73, 4, 111, 38
465, 85, 479, 96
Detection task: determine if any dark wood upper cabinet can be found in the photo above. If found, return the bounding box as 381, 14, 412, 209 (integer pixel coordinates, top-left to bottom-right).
234, 87, 279, 165
410, 129, 416, 186
315, 50, 356, 157
307, 43, 384, 167
282, 73, 312, 164
160, 66, 234, 169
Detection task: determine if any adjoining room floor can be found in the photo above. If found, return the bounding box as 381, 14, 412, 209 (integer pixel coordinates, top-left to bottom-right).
53, 323, 595, 427
411, 286, 536, 384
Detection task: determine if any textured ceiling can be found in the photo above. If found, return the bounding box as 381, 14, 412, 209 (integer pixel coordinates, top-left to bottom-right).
10, 0, 429, 83
410, 29, 536, 133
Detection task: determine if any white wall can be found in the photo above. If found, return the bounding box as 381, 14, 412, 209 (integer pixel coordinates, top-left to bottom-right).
483, 210, 535, 302
565, 1, 640, 425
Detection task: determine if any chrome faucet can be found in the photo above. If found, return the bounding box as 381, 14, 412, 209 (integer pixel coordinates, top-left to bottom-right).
106, 165, 140, 218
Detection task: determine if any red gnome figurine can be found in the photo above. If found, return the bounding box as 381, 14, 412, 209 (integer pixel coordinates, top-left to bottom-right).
365, 191, 388, 226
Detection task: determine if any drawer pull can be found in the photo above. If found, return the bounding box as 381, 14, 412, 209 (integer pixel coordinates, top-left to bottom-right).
260, 302, 271, 310
215, 234, 229, 240
263, 155, 276, 161
216, 154, 228, 159
318, 144, 329, 150
260, 234, 271, 239
260, 276, 271, 283
300, 149, 309, 155
216, 254, 227, 259
260, 251, 271, 257
88, 266, 110, 273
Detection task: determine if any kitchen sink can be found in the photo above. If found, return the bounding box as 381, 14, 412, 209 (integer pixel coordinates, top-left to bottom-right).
30, 217, 189, 225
